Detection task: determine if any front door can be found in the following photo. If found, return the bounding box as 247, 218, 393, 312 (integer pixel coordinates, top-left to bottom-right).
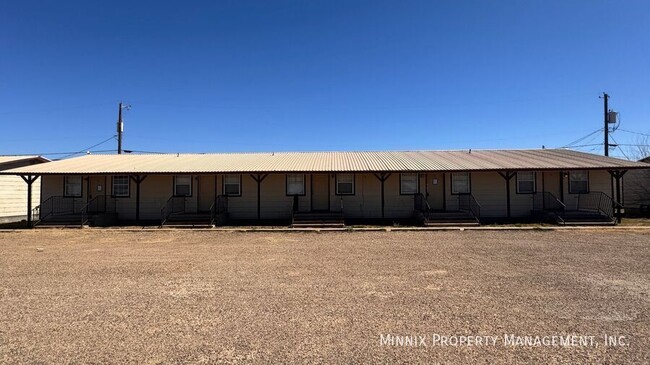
88, 176, 106, 213
311, 174, 329, 211
198, 175, 215, 212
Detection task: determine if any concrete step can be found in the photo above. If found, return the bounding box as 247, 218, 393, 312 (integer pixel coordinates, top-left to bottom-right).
292, 223, 346, 228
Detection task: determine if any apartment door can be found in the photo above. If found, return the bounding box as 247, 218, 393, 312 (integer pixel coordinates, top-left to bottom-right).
88, 175, 106, 213
198, 175, 216, 212
311, 174, 330, 211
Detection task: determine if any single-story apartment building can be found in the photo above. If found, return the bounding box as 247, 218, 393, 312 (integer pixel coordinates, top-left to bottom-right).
1, 149, 648, 227
0, 156, 49, 224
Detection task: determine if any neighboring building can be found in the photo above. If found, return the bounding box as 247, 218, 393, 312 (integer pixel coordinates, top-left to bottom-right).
0, 156, 49, 224
623, 156, 650, 216
1, 149, 648, 227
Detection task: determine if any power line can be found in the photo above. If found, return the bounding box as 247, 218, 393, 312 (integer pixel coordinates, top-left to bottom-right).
61, 135, 118, 159
617, 129, 650, 137
559, 128, 603, 148
609, 135, 630, 160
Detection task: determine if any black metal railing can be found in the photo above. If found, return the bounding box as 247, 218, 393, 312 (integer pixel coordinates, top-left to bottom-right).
458, 194, 481, 221
80, 196, 116, 227
32, 196, 79, 225
532, 192, 566, 212
576, 192, 622, 220
209, 195, 229, 226
414, 193, 431, 213
161, 196, 187, 226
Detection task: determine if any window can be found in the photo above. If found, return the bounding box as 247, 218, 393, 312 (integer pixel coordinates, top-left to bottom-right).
286, 174, 305, 195
400, 173, 419, 195
64, 176, 82, 197
223, 174, 241, 196
516, 171, 536, 194
112, 176, 130, 197
451, 172, 470, 194
569, 170, 589, 194
336, 174, 355, 195
174, 175, 192, 196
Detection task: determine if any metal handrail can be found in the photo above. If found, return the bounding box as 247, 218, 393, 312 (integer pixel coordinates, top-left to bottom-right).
458, 194, 481, 221
210, 195, 228, 226
532, 192, 566, 211
577, 192, 621, 220
414, 193, 431, 212
80, 195, 101, 227
161, 196, 186, 226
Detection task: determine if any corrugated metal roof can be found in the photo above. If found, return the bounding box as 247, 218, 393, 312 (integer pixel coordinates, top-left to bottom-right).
1, 149, 648, 175
0, 155, 42, 164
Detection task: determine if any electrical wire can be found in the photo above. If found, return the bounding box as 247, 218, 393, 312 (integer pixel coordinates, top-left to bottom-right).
59, 135, 118, 159
617, 129, 650, 137
559, 128, 603, 148
609, 135, 630, 160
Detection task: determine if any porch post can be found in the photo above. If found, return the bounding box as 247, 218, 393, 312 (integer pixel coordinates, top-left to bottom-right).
498, 171, 516, 219
250, 174, 268, 221
130, 175, 147, 223
608, 170, 627, 223
20, 175, 40, 228
373, 173, 391, 219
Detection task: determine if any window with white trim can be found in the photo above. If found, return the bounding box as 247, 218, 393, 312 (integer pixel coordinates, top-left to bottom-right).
569, 170, 588, 194
400, 173, 419, 195
516, 171, 536, 194
64, 175, 82, 197
451, 172, 470, 194
112, 176, 130, 197
223, 174, 241, 196
174, 175, 192, 196
336, 173, 355, 195
286, 174, 305, 195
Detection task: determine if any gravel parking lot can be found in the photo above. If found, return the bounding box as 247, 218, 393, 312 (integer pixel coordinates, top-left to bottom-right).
1, 229, 648, 364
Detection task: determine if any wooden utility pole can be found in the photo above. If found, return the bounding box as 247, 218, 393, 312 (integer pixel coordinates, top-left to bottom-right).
117, 102, 124, 154
602, 92, 609, 156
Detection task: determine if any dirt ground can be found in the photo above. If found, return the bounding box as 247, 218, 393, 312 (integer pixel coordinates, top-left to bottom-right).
0, 229, 648, 364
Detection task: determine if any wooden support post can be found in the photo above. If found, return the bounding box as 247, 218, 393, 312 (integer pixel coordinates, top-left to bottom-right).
373, 173, 391, 219
442, 172, 446, 211
608, 170, 627, 223
130, 175, 147, 223
20, 175, 39, 228
250, 174, 268, 220
498, 171, 516, 219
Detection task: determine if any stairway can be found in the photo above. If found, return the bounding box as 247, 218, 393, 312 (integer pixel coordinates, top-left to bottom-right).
292, 211, 345, 228
558, 211, 616, 226
421, 210, 480, 227
162, 212, 213, 228
36, 214, 83, 228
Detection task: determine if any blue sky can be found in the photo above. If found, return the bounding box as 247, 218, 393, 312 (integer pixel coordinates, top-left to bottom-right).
1, 1, 649, 159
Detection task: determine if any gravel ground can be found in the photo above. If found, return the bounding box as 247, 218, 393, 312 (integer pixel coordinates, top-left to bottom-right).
0, 229, 648, 364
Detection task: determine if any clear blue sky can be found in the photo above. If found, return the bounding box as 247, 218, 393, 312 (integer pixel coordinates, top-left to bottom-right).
1, 1, 649, 159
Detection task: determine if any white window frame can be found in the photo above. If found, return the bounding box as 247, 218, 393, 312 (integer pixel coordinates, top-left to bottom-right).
64, 175, 82, 197
516, 171, 536, 194
451, 172, 470, 194
569, 170, 589, 194
286, 174, 305, 196
336, 173, 355, 195
400, 173, 419, 195
112, 176, 130, 197
173, 175, 192, 197
223, 174, 241, 196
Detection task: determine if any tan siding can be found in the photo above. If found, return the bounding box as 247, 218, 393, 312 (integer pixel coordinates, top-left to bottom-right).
0, 175, 40, 219
624, 169, 650, 209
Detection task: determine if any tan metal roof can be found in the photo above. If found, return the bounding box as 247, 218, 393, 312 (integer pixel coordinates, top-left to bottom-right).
0, 155, 49, 171
1, 149, 648, 175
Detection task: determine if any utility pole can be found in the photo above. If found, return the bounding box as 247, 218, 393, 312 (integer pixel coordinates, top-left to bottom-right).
602, 92, 609, 156
117, 102, 124, 154
117, 102, 130, 154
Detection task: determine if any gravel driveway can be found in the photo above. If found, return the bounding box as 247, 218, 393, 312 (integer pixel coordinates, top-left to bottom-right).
0, 229, 648, 364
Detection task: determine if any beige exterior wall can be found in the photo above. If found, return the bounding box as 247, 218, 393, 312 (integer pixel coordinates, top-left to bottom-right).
35, 170, 618, 222
623, 169, 650, 210
0, 175, 41, 221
